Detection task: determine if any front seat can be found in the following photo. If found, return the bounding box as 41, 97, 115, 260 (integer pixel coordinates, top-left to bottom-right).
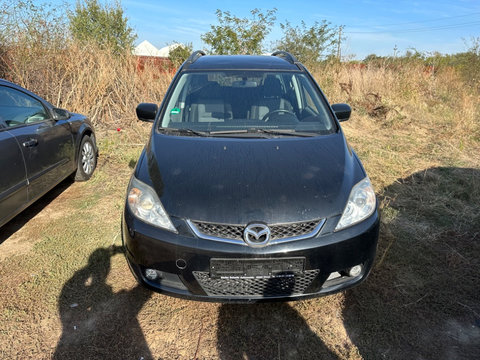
187, 82, 232, 122
249, 76, 292, 120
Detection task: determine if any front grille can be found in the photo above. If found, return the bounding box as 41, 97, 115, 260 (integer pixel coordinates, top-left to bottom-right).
191, 219, 323, 242
194, 222, 244, 240
193, 270, 320, 297
270, 221, 320, 240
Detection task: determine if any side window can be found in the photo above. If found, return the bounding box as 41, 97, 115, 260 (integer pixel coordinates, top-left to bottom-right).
0, 86, 49, 127
304, 90, 316, 109
296, 75, 333, 130
298, 77, 319, 113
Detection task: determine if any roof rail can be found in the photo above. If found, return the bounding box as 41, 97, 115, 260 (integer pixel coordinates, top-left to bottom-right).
183, 50, 206, 68
271, 51, 298, 64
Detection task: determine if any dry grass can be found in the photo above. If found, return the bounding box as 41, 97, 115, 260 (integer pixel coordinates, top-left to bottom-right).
4, 42, 479, 143
3, 42, 172, 130
0, 46, 479, 359
310, 62, 480, 188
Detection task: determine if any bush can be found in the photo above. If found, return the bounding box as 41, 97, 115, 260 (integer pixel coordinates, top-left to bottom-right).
168, 42, 193, 68
68, 0, 136, 54
201, 8, 277, 55
276, 20, 343, 64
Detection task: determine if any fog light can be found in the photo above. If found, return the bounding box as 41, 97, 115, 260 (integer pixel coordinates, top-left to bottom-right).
347, 265, 363, 277
145, 268, 158, 280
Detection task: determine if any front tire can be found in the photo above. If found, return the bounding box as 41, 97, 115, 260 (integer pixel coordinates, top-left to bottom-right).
74, 135, 97, 181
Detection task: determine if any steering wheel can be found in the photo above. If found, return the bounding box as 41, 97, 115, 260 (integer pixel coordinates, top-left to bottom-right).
25, 112, 47, 124
261, 109, 296, 122
5, 120, 23, 127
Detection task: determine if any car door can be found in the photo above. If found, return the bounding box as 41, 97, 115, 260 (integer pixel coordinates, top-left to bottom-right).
0, 128, 28, 226
0, 85, 74, 202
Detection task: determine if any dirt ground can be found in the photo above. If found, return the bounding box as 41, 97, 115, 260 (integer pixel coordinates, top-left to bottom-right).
1, 133, 479, 359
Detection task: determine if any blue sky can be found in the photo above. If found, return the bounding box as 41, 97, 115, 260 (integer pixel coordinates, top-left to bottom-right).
109, 1, 480, 59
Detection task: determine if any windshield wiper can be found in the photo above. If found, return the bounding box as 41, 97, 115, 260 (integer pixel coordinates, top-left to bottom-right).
159, 128, 210, 137
209, 129, 269, 138
160, 128, 319, 138
209, 128, 318, 137
252, 129, 318, 137
209, 129, 249, 135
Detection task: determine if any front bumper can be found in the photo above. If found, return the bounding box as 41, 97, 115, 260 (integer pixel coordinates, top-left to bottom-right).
122, 208, 379, 303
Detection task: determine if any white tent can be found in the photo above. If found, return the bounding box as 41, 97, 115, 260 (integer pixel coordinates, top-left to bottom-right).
133, 40, 182, 57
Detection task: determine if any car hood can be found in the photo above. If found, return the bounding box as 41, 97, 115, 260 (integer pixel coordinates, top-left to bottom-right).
140, 133, 365, 225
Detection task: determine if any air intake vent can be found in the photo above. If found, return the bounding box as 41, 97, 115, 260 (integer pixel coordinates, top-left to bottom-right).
193, 270, 320, 297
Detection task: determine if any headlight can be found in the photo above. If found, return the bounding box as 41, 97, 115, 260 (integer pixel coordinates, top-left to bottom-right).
335, 177, 376, 231
127, 176, 177, 233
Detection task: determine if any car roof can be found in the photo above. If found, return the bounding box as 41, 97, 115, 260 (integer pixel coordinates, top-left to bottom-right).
184, 55, 302, 71
0, 78, 22, 88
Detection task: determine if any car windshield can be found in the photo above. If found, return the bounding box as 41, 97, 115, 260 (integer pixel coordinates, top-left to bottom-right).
158, 71, 336, 136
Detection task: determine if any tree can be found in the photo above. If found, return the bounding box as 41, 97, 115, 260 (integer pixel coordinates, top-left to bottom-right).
0, 0, 67, 48
168, 42, 193, 67
0, 0, 69, 83
457, 37, 480, 87
201, 8, 277, 55
364, 54, 383, 63
68, 0, 136, 53
276, 20, 343, 64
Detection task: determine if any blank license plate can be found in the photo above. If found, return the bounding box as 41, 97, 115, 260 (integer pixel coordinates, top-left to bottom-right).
210, 258, 306, 278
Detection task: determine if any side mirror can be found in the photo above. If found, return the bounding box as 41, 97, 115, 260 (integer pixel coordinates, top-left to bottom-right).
52, 108, 71, 121
136, 103, 158, 122
331, 103, 351, 122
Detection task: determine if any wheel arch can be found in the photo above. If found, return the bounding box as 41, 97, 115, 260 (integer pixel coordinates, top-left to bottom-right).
74, 124, 97, 164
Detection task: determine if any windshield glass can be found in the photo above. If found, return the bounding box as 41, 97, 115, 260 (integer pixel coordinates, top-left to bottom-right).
158, 71, 336, 135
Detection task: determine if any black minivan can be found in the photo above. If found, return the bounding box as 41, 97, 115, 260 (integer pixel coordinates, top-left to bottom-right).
122, 51, 379, 302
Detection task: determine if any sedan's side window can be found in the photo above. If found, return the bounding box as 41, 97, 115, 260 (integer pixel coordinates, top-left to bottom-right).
0, 86, 49, 127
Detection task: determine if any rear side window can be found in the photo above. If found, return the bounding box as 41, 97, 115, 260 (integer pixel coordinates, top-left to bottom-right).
0, 86, 49, 127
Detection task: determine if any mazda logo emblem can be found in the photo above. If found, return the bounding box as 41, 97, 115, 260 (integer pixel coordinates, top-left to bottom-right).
243, 223, 271, 247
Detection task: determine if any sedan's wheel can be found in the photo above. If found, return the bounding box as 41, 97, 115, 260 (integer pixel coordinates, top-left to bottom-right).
74, 135, 97, 181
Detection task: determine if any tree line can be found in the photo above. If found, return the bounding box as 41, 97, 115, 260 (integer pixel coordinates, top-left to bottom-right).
1, 0, 478, 82
0, 1, 343, 65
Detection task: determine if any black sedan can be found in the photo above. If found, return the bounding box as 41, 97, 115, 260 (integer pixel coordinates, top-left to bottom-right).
0, 79, 97, 227
122, 51, 379, 302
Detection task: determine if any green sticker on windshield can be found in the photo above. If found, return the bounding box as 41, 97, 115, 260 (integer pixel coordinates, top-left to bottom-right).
171, 107, 181, 114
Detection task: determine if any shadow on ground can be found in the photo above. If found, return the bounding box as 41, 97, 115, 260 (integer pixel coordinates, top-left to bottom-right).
344, 167, 480, 359
217, 303, 339, 359
54, 246, 153, 360
0, 177, 73, 245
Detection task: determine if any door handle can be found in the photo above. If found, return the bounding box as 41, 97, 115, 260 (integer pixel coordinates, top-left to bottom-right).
22, 138, 38, 147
